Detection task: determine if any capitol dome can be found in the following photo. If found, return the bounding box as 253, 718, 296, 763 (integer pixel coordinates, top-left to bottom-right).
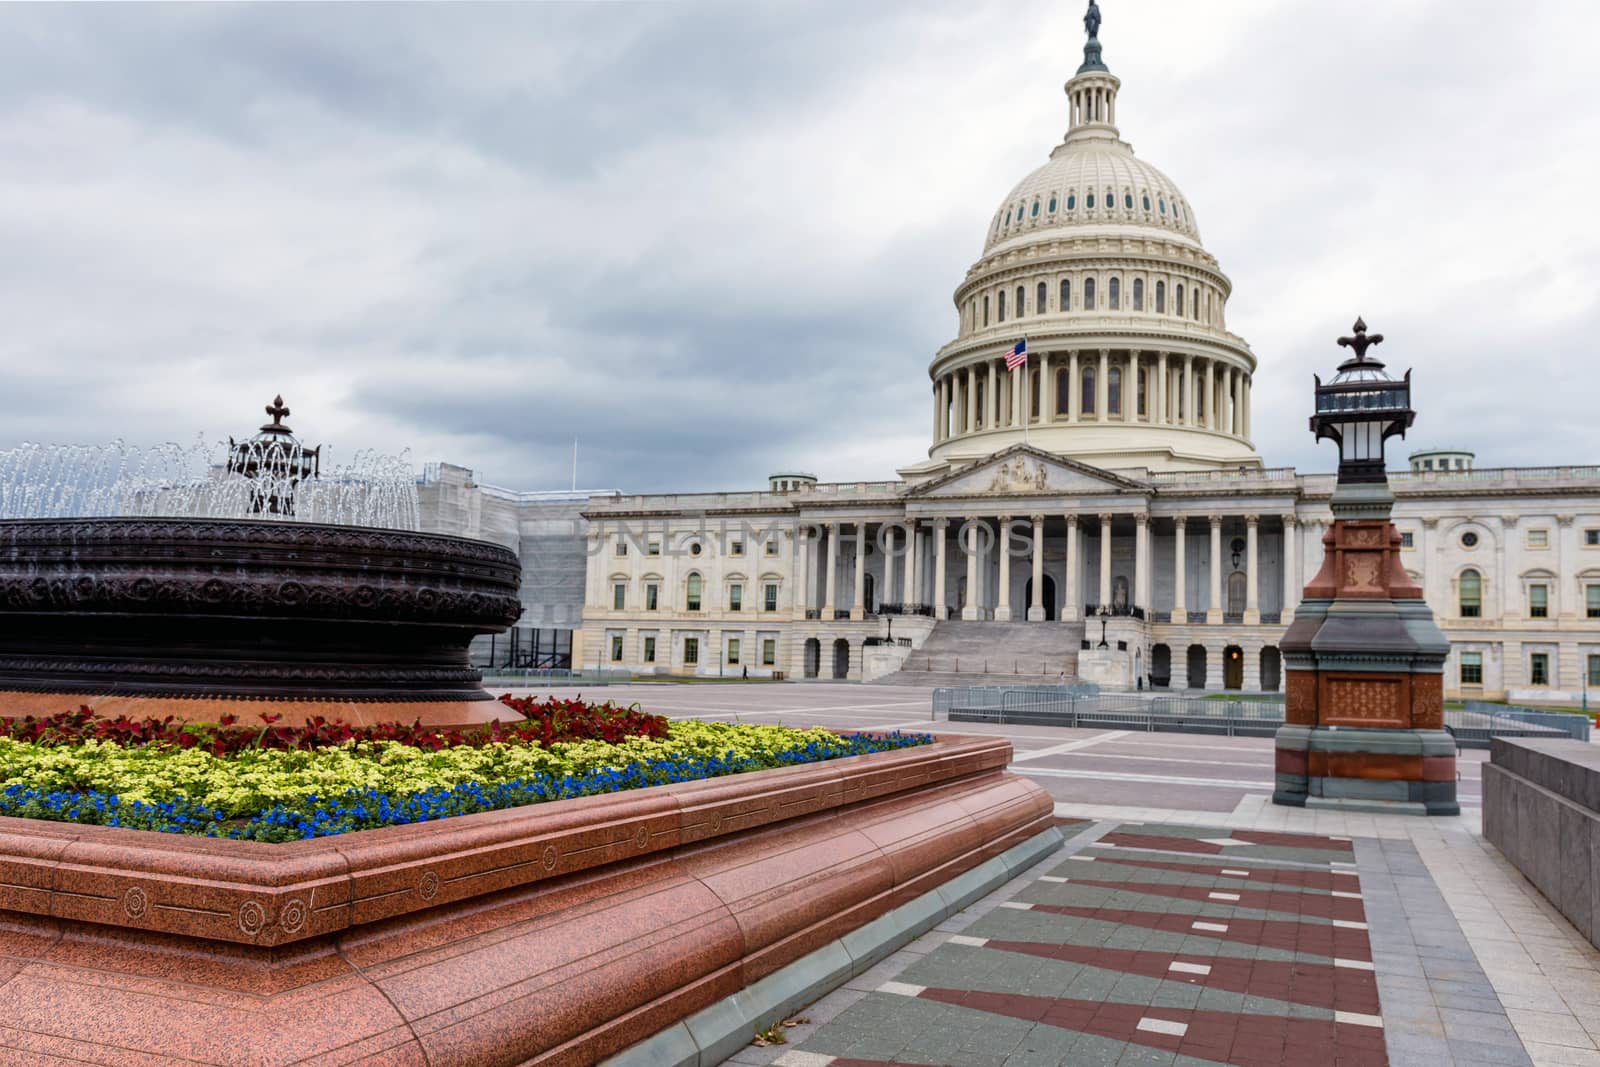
915, 14, 1261, 478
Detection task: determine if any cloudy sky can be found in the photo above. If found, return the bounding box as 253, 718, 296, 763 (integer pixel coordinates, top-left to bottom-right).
2, 0, 1596, 493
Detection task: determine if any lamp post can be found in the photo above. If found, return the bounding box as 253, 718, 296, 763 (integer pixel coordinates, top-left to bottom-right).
1273, 319, 1457, 816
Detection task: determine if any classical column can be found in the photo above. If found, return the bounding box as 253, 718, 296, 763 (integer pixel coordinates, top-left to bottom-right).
1134, 513, 1150, 611
1207, 516, 1224, 624
964, 367, 976, 433
1204, 360, 1216, 430
986, 359, 998, 430
932, 383, 941, 443
995, 515, 1014, 621
1244, 515, 1261, 625
933, 519, 949, 619
940, 377, 951, 441
1029, 514, 1046, 621
904, 519, 919, 608
962, 517, 980, 621
1063, 515, 1081, 622
795, 526, 812, 621
851, 523, 867, 620
1231, 368, 1242, 435
822, 522, 838, 617
1172, 517, 1188, 618
1068, 351, 1080, 422
1098, 513, 1113, 610
1156, 352, 1168, 426
1125, 353, 1137, 421
1097, 349, 1110, 422
1184, 355, 1196, 427
883, 521, 898, 610
1242, 375, 1252, 438
1281, 515, 1297, 623
1009, 364, 1022, 428
1040, 352, 1053, 423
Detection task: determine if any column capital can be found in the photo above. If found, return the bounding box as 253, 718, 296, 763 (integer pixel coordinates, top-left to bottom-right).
1062, 512, 1078, 525
1173, 515, 1188, 529
1135, 513, 1149, 527
1421, 516, 1439, 529
1098, 512, 1115, 525
1030, 513, 1045, 526
1209, 515, 1223, 529
1099, 347, 1110, 358
1245, 514, 1261, 528
998, 514, 1013, 524
1558, 514, 1577, 527
934, 517, 950, 530
1281, 514, 1297, 528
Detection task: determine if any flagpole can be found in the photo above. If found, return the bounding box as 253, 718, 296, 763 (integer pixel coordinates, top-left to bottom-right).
1023, 341, 1030, 446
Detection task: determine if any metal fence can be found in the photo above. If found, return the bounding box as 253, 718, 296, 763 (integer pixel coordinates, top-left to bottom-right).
479, 667, 634, 688
938, 688, 1592, 747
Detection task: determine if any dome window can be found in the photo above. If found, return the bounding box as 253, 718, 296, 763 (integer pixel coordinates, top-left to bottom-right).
1155, 280, 1165, 313
1105, 187, 1114, 208
1109, 277, 1121, 310
1081, 366, 1097, 414
1031, 200, 1040, 218
1016, 285, 1026, 315
1132, 278, 1144, 311
1048, 196, 1057, 213
1086, 193, 1095, 209
1060, 279, 1071, 310
1175, 284, 1184, 316
1067, 193, 1077, 211
997, 290, 1006, 322
1037, 281, 1047, 314
1142, 194, 1151, 211
1124, 193, 1133, 210
1159, 198, 1167, 215
1084, 277, 1096, 309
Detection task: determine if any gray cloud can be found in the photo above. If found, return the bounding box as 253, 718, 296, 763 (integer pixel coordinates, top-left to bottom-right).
0, 0, 1595, 494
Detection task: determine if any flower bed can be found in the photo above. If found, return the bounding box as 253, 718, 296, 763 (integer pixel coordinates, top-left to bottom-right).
0, 703, 931, 841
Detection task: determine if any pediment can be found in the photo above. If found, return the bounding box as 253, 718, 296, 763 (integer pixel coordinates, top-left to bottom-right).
910, 445, 1149, 500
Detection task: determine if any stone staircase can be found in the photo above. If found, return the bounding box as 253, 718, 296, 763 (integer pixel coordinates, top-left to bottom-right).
870, 619, 1086, 686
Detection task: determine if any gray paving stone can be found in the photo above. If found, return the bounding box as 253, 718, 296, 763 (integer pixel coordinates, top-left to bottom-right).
1446, 1037, 1534, 1065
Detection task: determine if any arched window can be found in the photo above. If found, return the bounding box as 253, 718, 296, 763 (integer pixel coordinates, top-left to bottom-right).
1175, 284, 1185, 316
974, 380, 984, 427
1193, 288, 1200, 320
1037, 281, 1048, 314
997, 290, 1006, 322
1460, 570, 1483, 618
1142, 194, 1151, 212
1105, 188, 1114, 209
1060, 279, 1071, 311
982, 295, 990, 327
1086, 192, 1096, 209
1159, 198, 1167, 215
1124, 192, 1133, 210
1108, 277, 1121, 310
1132, 278, 1144, 311
1137, 368, 1147, 415
1155, 280, 1165, 313
1030, 200, 1040, 218
1067, 193, 1076, 211
1030, 369, 1040, 417
1016, 204, 1025, 222
1048, 196, 1057, 213
1016, 286, 1026, 316
1082, 366, 1097, 414
1108, 368, 1122, 415
686, 573, 703, 612
1055, 368, 1071, 414
1084, 277, 1096, 309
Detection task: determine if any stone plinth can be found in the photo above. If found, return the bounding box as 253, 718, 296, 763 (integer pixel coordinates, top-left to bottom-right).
0, 735, 1053, 1064
1273, 485, 1457, 814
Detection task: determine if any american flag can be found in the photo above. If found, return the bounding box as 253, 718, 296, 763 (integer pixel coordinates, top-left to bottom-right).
1005, 339, 1028, 371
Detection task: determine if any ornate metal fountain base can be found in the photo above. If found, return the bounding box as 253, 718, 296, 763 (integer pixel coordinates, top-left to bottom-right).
0, 518, 523, 726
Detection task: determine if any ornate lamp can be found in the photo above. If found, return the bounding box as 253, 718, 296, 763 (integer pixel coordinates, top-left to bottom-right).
1273, 319, 1456, 816
227, 395, 321, 517
1310, 319, 1415, 485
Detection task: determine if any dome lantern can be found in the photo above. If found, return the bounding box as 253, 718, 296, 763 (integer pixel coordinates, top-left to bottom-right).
1064, 1, 1120, 146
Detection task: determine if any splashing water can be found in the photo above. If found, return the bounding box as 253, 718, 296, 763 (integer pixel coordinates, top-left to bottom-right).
0, 438, 420, 530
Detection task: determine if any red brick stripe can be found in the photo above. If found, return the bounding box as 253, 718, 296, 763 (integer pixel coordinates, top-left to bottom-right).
981, 940, 1380, 1014
918, 988, 1387, 1067
1098, 829, 1354, 856
1052, 878, 1366, 922
1024, 904, 1374, 962
1071, 853, 1362, 891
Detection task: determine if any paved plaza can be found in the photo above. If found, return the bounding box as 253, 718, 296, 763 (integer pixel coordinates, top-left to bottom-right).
514, 682, 1600, 1067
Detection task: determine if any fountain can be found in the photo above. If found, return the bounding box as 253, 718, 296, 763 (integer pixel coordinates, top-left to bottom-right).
0, 396, 522, 725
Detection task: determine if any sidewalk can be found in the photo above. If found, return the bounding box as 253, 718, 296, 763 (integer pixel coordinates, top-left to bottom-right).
723, 804, 1600, 1067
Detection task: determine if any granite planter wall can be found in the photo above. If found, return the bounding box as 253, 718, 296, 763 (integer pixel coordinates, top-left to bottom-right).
0, 734, 1052, 1064
1483, 737, 1600, 946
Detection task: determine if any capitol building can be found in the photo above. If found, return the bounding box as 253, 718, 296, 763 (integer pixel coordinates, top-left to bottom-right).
420, 18, 1600, 705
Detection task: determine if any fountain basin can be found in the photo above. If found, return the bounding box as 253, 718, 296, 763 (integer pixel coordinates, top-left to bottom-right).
0, 517, 522, 725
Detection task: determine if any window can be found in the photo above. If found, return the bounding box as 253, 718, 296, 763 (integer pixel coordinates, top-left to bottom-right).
1159, 198, 1167, 214
1530, 584, 1549, 618
1108, 368, 1122, 415
1067, 193, 1076, 210
1530, 652, 1550, 686
1589, 654, 1600, 687
612, 583, 626, 610
615, 540, 628, 557
1528, 529, 1549, 549
684, 638, 699, 666
729, 584, 742, 611
1462, 531, 1479, 548
686, 574, 702, 612
1142, 194, 1151, 211
1082, 366, 1097, 414
727, 638, 740, 665
1060, 279, 1071, 310
765, 540, 779, 557
1037, 281, 1047, 314
1137, 369, 1147, 416
974, 380, 984, 426
643, 636, 656, 663
1109, 277, 1121, 310
730, 540, 744, 557
982, 296, 989, 326
762, 639, 777, 666
1175, 284, 1184, 316
647, 541, 661, 556
1155, 280, 1165, 313
610, 634, 623, 662
1132, 278, 1144, 311
1194, 289, 1200, 319
1460, 651, 1483, 686
689, 541, 702, 556
1016, 286, 1026, 315
646, 583, 659, 611
764, 583, 778, 612
1048, 196, 1057, 213
1087, 192, 1096, 209
1084, 277, 1096, 309
1105, 187, 1114, 209
1589, 584, 1600, 619
1587, 529, 1600, 546
1124, 192, 1133, 210
1459, 569, 1482, 617
1400, 531, 1414, 549
1055, 368, 1071, 414
998, 290, 1006, 322
1030, 200, 1039, 218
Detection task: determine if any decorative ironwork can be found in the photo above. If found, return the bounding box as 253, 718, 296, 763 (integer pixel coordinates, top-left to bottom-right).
1337, 317, 1384, 362
226, 395, 321, 517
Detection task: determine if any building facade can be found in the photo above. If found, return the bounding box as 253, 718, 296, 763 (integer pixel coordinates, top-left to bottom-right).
420, 23, 1600, 704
